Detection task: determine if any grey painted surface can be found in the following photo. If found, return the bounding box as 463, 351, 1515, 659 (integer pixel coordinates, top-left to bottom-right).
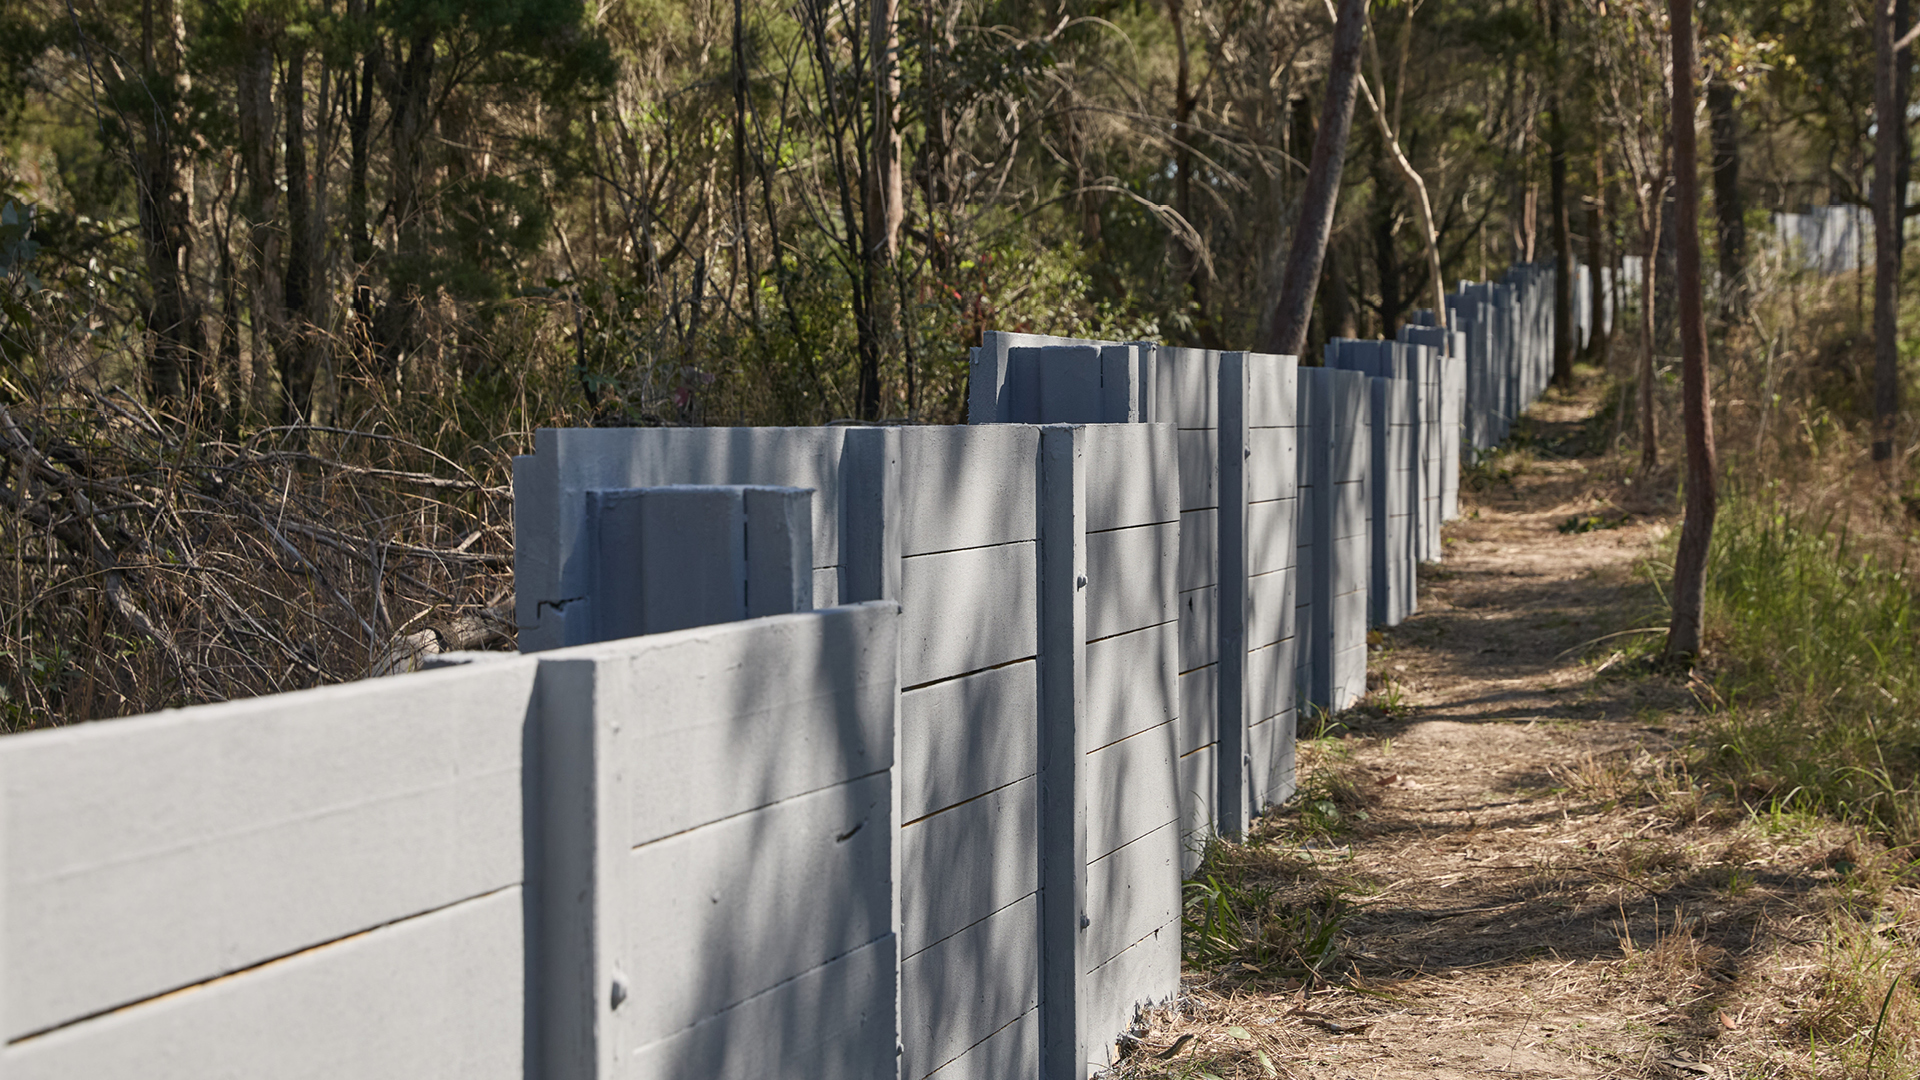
887, 425, 1047, 1080
7, 249, 1588, 1079
587, 485, 813, 641
0, 659, 541, 1052
9, 888, 527, 1080
1297, 367, 1370, 713
538, 602, 901, 1080
514, 427, 853, 650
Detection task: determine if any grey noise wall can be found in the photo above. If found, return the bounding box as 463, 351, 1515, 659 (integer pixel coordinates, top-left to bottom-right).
887, 425, 1045, 1080
0, 661, 543, 1080
5, 255, 1585, 1080
1075, 424, 1182, 1078
1295, 367, 1370, 713
537, 604, 901, 1080
513, 427, 857, 651
1225, 352, 1300, 817
0, 601, 905, 1080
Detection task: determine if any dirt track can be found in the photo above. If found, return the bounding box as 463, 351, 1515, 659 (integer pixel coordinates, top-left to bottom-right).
1118, 385, 1902, 1080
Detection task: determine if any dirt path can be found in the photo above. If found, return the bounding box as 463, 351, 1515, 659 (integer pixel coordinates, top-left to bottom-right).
1119, 383, 1899, 1080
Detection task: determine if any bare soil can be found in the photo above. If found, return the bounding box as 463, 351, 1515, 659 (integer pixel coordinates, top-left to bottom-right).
1114, 382, 1918, 1080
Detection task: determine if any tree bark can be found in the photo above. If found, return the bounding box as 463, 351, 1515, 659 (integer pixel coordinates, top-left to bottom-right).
282, 45, 319, 423
375, 28, 437, 377
133, 0, 207, 407
1638, 198, 1661, 477
1708, 81, 1745, 322
1257, 0, 1368, 357
1665, 0, 1717, 665
1874, 0, 1903, 462
1548, 0, 1574, 386
864, 0, 902, 264
1584, 152, 1611, 367
1900, 0, 1913, 275
1355, 1, 1447, 330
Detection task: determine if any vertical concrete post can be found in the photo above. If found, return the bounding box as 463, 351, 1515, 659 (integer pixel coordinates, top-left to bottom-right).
1216, 353, 1249, 837
529, 655, 619, 1080
842, 427, 902, 603
1038, 424, 1089, 1080
1099, 344, 1144, 422
586, 485, 813, 642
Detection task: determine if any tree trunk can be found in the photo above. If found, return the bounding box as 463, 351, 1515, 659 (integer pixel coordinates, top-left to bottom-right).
1167, 0, 1218, 346
1665, 0, 1717, 665
1584, 152, 1611, 367
1257, 0, 1368, 357
281, 46, 319, 423
1638, 196, 1662, 477
1874, 0, 1904, 462
1371, 154, 1403, 333
1356, 2, 1447, 330
1708, 81, 1745, 322
1548, 0, 1574, 385
375, 28, 436, 377
864, 0, 902, 265
133, 0, 206, 408
1900, 0, 1914, 276
347, 36, 377, 361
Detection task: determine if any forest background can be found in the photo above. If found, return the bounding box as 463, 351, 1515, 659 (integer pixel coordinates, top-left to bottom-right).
0, 0, 1903, 734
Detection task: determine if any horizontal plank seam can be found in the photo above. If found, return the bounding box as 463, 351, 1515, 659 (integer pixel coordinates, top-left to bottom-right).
1247, 706, 1296, 727
1085, 519, 1178, 537
1084, 715, 1176, 758
899, 890, 1037, 964
6, 882, 520, 1046
899, 772, 1034, 829
632, 766, 891, 851
1085, 816, 1179, 869
901, 655, 1034, 693
901, 537, 1035, 560
626, 931, 896, 1058
1176, 660, 1218, 678
915, 1003, 1038, 1080
1085, 618, 1177, 646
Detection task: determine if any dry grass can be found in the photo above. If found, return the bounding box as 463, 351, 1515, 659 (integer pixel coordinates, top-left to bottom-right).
1115, 323, 1920, 1077
0, 391, 518, 728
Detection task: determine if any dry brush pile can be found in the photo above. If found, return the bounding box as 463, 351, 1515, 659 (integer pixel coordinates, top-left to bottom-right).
0, 392, 516, 730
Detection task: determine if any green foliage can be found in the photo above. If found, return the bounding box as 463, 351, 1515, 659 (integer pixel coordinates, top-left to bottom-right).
1704, 489, 1920, 843
1180, 842, 1349, 981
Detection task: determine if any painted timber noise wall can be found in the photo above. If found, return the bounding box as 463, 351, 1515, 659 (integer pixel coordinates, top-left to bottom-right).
0, 598, 903, 1080
0, 260, 1571, 1080
511, 422, 1184, 1079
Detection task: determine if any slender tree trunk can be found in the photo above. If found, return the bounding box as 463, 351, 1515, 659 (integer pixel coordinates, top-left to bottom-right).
864, 0, 902, 264
375, 28, 436, 377
1356, 2, 1447, 329
1708, 82, 1745, 322
1874, 0, 1904, 462
1167, 0, 1219, 346
1665, 0, 1717, 664
282, 46, 318, 423
1548, 0, 1574, 385
1900, 0, 1914, 275
1371, 154, 1403, 332
1257, 0, 1368, 357
347, 36, 377, 368
1639, 194, 1663, 476
732, 0, 759, 327
133, 0, 206, 408
1584, 152, 1611, 366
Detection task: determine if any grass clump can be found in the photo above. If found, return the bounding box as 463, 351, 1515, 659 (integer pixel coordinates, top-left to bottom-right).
1703, 490, 1920, 846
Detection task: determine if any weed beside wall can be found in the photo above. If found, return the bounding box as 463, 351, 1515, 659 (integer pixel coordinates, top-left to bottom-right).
1705, 490, 1920, 845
